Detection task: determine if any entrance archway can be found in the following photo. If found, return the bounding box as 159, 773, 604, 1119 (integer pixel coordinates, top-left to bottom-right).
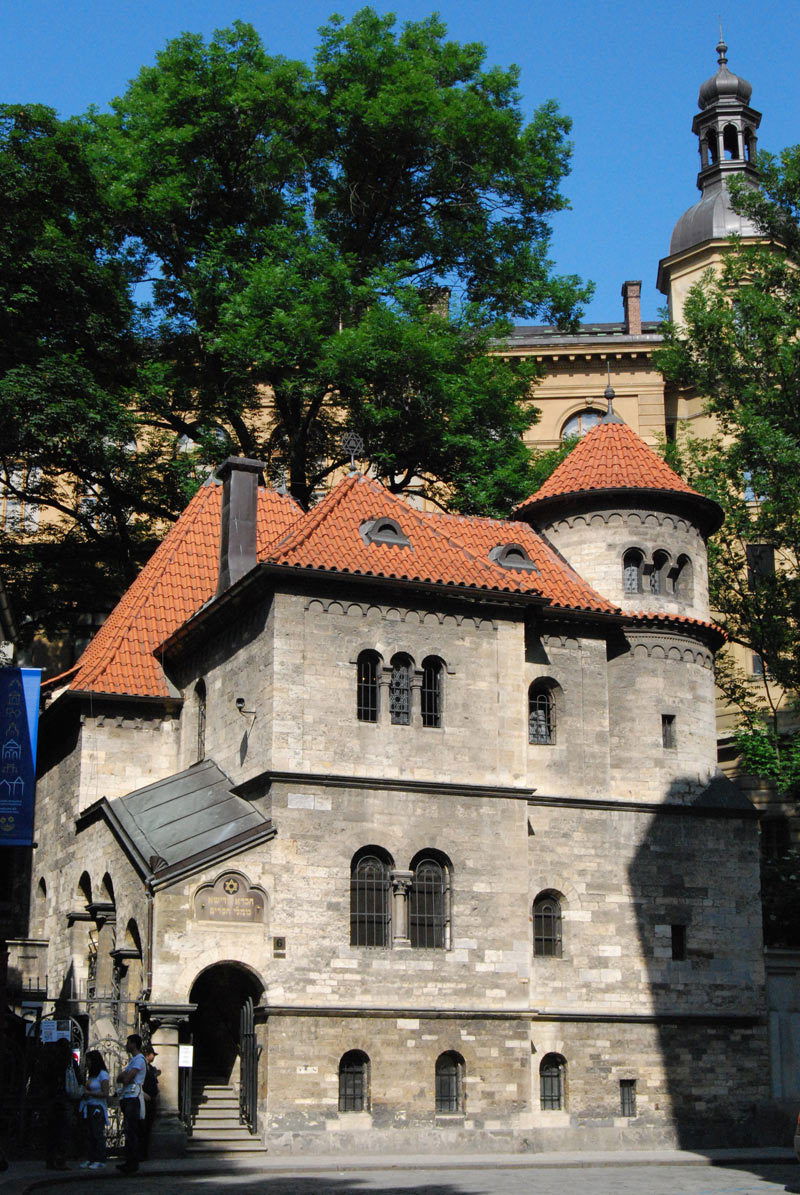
189, 962, 264, 1082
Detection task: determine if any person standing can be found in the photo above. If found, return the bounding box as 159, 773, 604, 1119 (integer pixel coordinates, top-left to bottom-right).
140, 1046, 160, 1160
78, 1050, 110, 1170
42, 1039, 80, 1170
116, 1034, 146, 1175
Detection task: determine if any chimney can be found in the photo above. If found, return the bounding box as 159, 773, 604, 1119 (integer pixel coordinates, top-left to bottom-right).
216, 457, 265, 596
621, 280, 642, 336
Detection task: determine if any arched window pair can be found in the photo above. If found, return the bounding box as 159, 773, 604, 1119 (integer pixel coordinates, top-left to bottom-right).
350, 848, 451, 948
338, 1050, 465, 1114
539, 1053, 567, 1110
528, 681, 558, 745
622, 550, 693, 600
357, 652, 444, 727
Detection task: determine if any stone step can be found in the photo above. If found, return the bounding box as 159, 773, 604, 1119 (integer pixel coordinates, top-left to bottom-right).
190, 1126, 255, 1142
192, 1112, 244, 1127
193, 1094, 239, 1106
186, 1139, 266, 1155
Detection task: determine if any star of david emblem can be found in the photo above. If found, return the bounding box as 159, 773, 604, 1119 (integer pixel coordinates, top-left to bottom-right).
223, 878, 240, 895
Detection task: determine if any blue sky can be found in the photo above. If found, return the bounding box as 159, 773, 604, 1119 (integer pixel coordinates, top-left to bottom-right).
2, 0, 797, 323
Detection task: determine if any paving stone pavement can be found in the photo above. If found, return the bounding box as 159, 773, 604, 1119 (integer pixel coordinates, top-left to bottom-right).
19, 1161, 800, 1195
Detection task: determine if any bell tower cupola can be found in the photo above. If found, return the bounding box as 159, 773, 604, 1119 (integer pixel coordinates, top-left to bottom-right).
657, 39, 763, 323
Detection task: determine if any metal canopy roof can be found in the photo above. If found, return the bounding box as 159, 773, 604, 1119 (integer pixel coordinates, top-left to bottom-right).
102, 759, 274, 883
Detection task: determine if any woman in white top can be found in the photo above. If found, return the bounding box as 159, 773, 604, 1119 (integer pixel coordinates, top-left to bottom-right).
79, 1050, 110, 1169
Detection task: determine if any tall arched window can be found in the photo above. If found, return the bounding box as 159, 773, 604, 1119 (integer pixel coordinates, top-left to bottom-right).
533, 892, 563, 958
723, 123, 740, 160
421, 656, 444, 728
528, 682, 556, 745
350, 849, 392, 947
356, 651, 381, 723
409, 853, 450, 949
623, 549, 643, 594
389, 653, 413, 725
650, 550, 670, 595
338, 1050, 370, 1112
435, 1051, 465, 1113
195, 679, 207, 761
673, 555, 693, 602
540, 1053, 566, 1110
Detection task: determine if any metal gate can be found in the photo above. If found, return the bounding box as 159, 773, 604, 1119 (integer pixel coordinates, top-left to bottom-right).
238, 997, 258, 1134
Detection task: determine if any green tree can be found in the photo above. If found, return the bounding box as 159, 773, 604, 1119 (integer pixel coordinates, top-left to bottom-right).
88, 10, 590, 510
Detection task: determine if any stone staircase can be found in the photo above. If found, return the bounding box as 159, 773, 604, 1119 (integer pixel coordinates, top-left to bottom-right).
187, 1076, 265, 1156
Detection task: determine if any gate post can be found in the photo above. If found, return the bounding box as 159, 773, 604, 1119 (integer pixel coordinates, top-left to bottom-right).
143, 1003, 196, 1158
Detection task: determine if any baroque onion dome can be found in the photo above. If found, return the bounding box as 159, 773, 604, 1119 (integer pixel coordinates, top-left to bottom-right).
667, 38, 762, 256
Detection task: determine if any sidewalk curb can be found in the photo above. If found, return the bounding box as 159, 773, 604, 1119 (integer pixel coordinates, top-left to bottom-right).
3, 1147, 797, 1193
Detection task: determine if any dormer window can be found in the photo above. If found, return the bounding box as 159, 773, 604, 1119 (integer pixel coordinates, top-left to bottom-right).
489, 543, 539, 573
360, 517, 411, 548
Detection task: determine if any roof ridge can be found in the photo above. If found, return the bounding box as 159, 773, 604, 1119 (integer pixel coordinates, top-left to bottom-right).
266, 472, 363, 559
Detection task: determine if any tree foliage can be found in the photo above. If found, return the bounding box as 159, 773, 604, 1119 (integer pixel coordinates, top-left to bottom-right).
0, 12, 590, 648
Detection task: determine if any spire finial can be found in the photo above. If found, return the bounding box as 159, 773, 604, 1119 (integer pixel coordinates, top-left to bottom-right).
716, 19, 728, 65
602, 365, 624, 424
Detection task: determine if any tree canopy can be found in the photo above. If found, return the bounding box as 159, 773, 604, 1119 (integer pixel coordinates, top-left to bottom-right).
0, 11, 590, 651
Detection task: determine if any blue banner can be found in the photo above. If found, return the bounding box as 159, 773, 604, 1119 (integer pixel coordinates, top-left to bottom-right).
0, 668, 41, 847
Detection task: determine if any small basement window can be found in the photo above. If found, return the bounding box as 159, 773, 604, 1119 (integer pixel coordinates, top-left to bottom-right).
671, 924, 687, 961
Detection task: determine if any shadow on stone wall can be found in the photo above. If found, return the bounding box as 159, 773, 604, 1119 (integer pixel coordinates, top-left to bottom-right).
627, 772, 791, 1150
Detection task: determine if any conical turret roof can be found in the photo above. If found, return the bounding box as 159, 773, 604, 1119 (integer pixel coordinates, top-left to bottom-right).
514, 421, 722, 532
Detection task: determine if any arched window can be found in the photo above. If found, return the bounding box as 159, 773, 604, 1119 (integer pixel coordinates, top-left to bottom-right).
421, 657, 444, 728
650, 550, 670, 595
706, 132, 719, 164
528, 682, 556, 745
409, 853, 451, 949
435, 1051, 465, 1114
356, 651, 381, 723
389, 653, 413, 725
533, 892, 563, 958
673, 555, 693, 602
623, 549, 643, 595
350, 849, 392, 947
540, 1053, 566, 1110
195, 679, 207, 761
723, 123, 740, 160
561, 409, 602, 440
338, 1050, 370, 1112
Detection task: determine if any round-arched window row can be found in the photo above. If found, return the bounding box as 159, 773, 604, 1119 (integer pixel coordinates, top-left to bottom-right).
356, 651, 445, 727
337, 1050, 466, 1114
622, 550, 693, 601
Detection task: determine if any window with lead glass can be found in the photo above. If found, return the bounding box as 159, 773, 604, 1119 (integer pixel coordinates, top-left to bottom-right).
528, 683, 555, 745
350, 852, 391, 946
421, 657, 443, 728
338, 1051, 369, 1112
409, 856, 448, 949
357, 651, 381, 722
195, 679, 206, 762
623, 549, 643, 594
533, 892, 562, 957
435, 1052, 465, 1113
539, 1054, 565, 1110
619, 1079, 636, 1117
389, 654, 412, 725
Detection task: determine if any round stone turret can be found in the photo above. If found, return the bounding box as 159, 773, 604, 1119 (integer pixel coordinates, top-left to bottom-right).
514, 417, 722, 624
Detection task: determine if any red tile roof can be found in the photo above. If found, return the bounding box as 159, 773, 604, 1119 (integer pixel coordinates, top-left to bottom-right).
515, 421, 701, 514
47, 481, 302, 699
266, 473, 618, 612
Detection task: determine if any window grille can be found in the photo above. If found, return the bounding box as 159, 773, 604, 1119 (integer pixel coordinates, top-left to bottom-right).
410, 858, 448, 948
649, 565, 661, 594
350, 854, 391, 946
623, 550, 643, 594
539, 1054, 565, 1110
620, 1079, 636, 1117
195, 680, 206, 761
533, 893, 562, 957
338, 1051, 369, 1112
421, 657, 443, 728
435, 1052, 464, 1113
357, 652, 380, 722
761, 816, 791, 860
86, 931, 98, 1000
661, 714, 676, 749
528, 685, 555, 745
389, 655, 412, 725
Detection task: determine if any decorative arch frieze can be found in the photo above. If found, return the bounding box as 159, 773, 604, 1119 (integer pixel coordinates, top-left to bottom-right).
554, 510, 693, 535
305, 597, 496, 630
623, 632, 713, 669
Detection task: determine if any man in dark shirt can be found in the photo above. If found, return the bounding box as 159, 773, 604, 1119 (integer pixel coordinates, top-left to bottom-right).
140, 1046, 160, 1160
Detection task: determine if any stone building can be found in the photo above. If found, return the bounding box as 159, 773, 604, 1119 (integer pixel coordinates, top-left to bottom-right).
23, 414, 773, 1155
